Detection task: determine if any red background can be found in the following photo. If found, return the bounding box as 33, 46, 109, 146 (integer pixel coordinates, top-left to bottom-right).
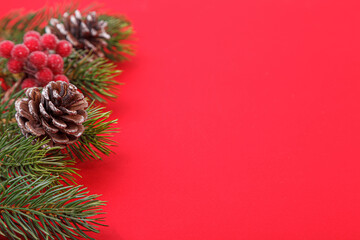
2, 0, 360, 239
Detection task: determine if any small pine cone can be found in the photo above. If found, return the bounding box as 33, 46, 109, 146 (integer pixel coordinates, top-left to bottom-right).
46, 10, 110, 58
15, 81, 88, 147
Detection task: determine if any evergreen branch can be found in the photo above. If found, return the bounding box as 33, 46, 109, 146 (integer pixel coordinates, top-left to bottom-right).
0, 6, 134, 62
67, 102, 118, 161
0, 5, 78, 43
0, 134, 77, 183
0, 91, 76, 183
0, 58, 17, 89
0, 8, 48, 42
64, 51, 122, 102
99, 14, 134, 61
0, 176, 106, 240
0, 90, 23, 133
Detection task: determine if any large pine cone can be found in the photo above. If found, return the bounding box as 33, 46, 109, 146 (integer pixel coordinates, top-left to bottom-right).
46, 10, 110, 58
15, 81, 88, 147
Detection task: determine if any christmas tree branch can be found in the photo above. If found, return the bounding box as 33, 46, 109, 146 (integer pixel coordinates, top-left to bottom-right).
67, 102, 118, 161
64, 51, 121, 102
0, 3, 132, 238
0, 4, 133, 61
99, 14, 134, 61
0, 8, 48, 43
0, 134, 77, 183
0, 90, 22, 133
0, 176, 105, 240
0, 4, 78, 43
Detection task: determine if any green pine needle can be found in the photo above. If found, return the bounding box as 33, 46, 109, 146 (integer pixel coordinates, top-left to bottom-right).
0, 4, 133, 101
0, 176, 106, 240
0, 58, 17, 89
64, 51, 122, 102
67, 102, 118, 161
0, 5, 134, 62
0, 134, 77, 184
99, 14, 134, 61
0, 3, 130, 238
0, 91, 23, 133
0, 8, 48, 42
0, 4, 79, 43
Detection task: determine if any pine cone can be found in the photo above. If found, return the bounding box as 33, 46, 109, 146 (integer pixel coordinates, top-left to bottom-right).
46, 10, 110, 58
15, 81, 88, 147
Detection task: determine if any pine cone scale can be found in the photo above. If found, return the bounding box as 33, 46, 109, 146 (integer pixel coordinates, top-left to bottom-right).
52, 117, 67, 129
49, 131, 69, 144
25, 121, 45, 136
15, 113, 26, 129
59, 107, 77, 115
41, 118, 58, 133
63, 123, 79, 134
39, 103, 51, 120
15, 100, 33, 120
48, 101, 62, 115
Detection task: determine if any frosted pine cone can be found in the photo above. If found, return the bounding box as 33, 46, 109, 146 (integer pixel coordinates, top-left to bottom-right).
15, 81, 88, 147
46, 10, 110, 58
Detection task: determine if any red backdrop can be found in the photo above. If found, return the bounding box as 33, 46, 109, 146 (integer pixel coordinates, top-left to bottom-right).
2, 0, 360, 239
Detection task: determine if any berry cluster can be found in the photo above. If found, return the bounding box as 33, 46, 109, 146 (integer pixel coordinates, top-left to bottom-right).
0, 31, 73, 89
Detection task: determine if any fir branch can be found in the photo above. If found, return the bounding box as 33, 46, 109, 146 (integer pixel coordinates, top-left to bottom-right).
0, 134, 77, 183
99, 14, 134, 61
66, 102, 118, 161
64, 51, 121, 102
0, 6, 134, 61
0, 91, 77, 183
0, 8, 48, 42
0, 90, 23, 133
0, 176, 106, 240
0, 5, 78, 42
0, 58, 15, 88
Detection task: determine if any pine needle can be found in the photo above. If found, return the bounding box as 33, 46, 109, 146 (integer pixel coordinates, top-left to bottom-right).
66, 101, 118, 161
0, 134, 77, 184
0, 176, 106, 240
64, 51, 122, 102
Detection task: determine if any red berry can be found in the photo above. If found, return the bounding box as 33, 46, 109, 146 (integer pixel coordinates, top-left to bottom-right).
56, 40, 72, 57
40, 33, 58, 50
11, 44, 29, 61
54, 74, 69, 83
0, 40, 15, 58
47, 54, 64, 73
28, 51, 47, 69
21, 78, 38, 89
24, 37, 41, 52
7, 59, 24, 73
24, 31, 41, 40
35, 67, 53, 86
52, 68, 63, 75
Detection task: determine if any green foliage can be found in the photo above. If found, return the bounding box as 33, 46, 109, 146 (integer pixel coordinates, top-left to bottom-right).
0, 8, 48, 42
0, 94, 77, 184
0, 58, 16, 88
0, 5, 77, 43
0, 90, 23, 133
0, 176, 105, 240
67, 102, 118, 161
0, 4, 132, 101
99, 14, 134, 61
0, 5, 133, 62
0, 134, 77, 183
0, 3, 132, 238
64, 51, 121, 102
